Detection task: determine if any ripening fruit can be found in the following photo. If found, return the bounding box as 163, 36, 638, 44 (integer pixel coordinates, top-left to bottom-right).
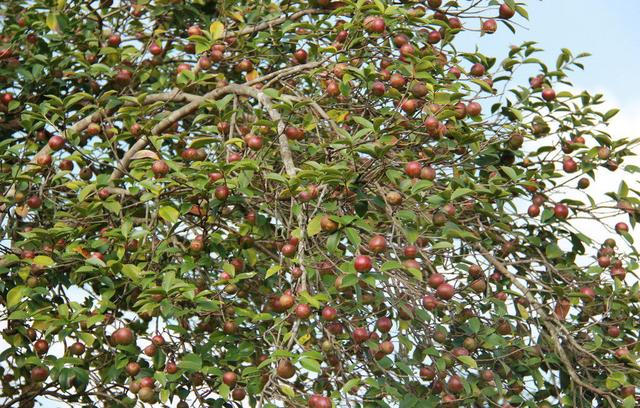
466, 101, 482, 116
215, 185, 230, 200
125, 362, 141, 376
364, 17, 385, 34
295, 303, 312, 319
320, 215, 338, 233
222, 371, 238, 388
436, 283, 455, 300
499, 4, 516, 19
69, 341, 85, 355
111, 327, 135, 345
34, 339, 49, 355
354, 255, 372, 272
376, 316, 392, 333
563, 156, 578, 173
276, 359, 296, 379
48, 135, 65, 151
579, 287, 596, 302
151, 160, 169, 177
368, 235, 387, 253
405, 161, 422, 178
352, 327, 369, 343
528, 204, 540, 217
27, 196, 43, 209
30, 366, 49, 382
321, 306, 337, 321
470, 63, 485, 77
427, 273, 445, 289
542, 88, 556, 101
553, 203, 569, 219
615, 222, 629, 234
482, 19, 498, 33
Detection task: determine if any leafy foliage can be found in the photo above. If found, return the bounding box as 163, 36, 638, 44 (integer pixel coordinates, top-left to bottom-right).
0, 0, 639, 407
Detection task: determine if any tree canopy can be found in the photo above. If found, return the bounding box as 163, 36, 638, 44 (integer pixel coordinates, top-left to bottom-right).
0, 0, 639, 407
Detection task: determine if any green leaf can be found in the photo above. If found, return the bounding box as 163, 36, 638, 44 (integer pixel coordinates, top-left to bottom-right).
307, 215, 322, 237
121, 264, 141, 280
457, 355, 478, 369
102, 200, 121, 214
210, 21, 225, 40
7, 285, 27, 308
159, 206, 180, 224
545, 243, 562, 259
33, 255, 55, 266
279, 384, 295, 399
265, 265, 281, 279
299, 358, 321, 373
451, 188, 473, 201
178, 353, 202, 371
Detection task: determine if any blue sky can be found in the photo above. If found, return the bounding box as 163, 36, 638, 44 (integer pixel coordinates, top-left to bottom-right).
472, 1, 640, 108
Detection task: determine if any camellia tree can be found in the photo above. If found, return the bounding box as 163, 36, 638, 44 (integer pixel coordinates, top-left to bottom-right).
1, 0, 640, 406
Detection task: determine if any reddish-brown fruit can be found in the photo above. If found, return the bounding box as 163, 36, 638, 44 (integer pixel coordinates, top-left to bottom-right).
354, 255, 372, 272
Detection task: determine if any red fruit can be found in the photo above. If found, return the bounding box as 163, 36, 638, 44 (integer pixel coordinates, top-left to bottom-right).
34, 339, 49, 355
354, 255, 372, 272
563, 156, 578, 173
149, 43, 162, 55
553, 203, 569, 219
35, 153, 52, 166
482, 19, 498, 33
470, 63, 485, 77
231, 388, 246, 401
151, 160, 169, 177
107, 34, 121, 47
389, 73, 406, 89
615, 222, 629, 234
321, 306, 337, 321
48, 135, 65, 151
465, 101, 482, 116
281, 243, 297, 258
139, 376, 155, 388
365, 17, 385, 34
607, 325, 621, 337
166, 361, 178, 374
447, 375, 464, 393
246, 135, 263, 150
222, 371, 238, 387
405, 161, 422, 178
436, 283, 455, 300
295, 304, 312, 319
427, 273, 445, 289
125, 362, 141, 376
427, 30, 441, 44
499, 4, 516, 19
111, 327, 135, 345
59, 159, 73, 171
527, 204, 540, 217
143, 344, 157, 356
97, 188, 111, 200
368, 235, 387, 253
579, 287, 596, 302
293, 49, 308, 63
422, 294, 438, 310
352, 327, 369, 343
27, 196, 43, 209
376, 316, 392, 333
176, 63, 191, 74
30, 366, 49, 382
380, 340, 394, 354
151, 334, 165, 346
542, 88, 556, 101
371, 81, 386, 96
187, 25, 203, 37
215, 185, 230, 200
419, 366, 436, 380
